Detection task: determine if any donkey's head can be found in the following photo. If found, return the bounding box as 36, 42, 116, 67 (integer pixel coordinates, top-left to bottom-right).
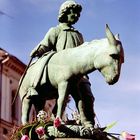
94, 24, 124, 85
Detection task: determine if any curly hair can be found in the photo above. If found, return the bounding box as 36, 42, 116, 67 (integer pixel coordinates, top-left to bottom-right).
58, 1, 82, 23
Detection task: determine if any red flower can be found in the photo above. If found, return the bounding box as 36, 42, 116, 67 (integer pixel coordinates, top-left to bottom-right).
21, 135, 30, 140
53, 117, 62, 128
122, 131, 135, 140
35, 126, 45, 136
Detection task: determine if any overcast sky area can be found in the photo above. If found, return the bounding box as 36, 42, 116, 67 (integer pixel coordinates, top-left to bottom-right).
0, 0, 140, 139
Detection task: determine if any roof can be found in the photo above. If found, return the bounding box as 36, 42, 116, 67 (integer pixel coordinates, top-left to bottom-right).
0, 48, 26, 72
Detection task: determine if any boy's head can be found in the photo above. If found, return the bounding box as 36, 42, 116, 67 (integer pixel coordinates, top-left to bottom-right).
58, 0, 82, 24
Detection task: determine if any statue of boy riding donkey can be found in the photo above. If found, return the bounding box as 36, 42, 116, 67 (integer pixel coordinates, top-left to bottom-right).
15, 0, 124, 139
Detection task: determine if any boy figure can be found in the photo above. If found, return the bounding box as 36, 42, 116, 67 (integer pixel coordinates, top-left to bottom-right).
30, 0, 95, 127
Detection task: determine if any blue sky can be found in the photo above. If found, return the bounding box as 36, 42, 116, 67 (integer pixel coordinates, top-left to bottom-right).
0, 0, 140, 139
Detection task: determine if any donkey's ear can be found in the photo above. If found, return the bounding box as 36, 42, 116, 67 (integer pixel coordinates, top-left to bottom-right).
106, 24, 117, 45
115, 34, 120, 40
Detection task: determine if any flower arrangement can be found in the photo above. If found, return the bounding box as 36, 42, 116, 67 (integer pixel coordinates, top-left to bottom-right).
53, 117, 62, 128
20, 135, 30, 140
121, 131, 135, 140
10, 110, 135, 140
71, 110, 80, 124
10, 110, 53, 140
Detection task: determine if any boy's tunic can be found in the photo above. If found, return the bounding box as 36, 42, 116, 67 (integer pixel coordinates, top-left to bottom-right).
39, 23, 84, 53
31, 23, 84, 87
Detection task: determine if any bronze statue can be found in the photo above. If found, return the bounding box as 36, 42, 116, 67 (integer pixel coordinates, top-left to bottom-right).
29, 1, 95, 126
18, 1, 124, 131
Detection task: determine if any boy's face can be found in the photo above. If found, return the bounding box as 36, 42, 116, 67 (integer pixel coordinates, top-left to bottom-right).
67, 8, 80, 25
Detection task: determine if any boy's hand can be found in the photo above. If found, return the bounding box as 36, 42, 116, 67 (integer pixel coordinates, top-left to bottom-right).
30, 49, 38, 58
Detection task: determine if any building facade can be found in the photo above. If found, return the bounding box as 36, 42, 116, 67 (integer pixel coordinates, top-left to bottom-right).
0, 48, 26, 140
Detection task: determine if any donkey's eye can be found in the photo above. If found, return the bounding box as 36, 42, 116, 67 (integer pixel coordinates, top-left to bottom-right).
110, 54, 119, 59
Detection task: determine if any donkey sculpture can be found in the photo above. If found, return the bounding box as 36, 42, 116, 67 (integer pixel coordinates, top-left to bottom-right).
19, 25, 124, 126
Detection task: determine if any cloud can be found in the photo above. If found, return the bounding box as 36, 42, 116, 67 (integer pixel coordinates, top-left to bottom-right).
0, 0, 13, 19
0, 10, 13, 19
0, 10, 6, 15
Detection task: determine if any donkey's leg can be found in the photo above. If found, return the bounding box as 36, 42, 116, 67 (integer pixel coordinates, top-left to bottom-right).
71, 88, 88, 125
21, 97, 32, 124
56, 81, 68, 119
79, 80, 95, 128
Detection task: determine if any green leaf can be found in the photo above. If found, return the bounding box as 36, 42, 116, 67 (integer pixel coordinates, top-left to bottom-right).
19, 124, 32, 136
104, 121, 117, 132
29, 122, 39, 139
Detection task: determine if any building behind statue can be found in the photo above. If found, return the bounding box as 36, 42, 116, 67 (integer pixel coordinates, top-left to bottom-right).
0, 48, 26, 140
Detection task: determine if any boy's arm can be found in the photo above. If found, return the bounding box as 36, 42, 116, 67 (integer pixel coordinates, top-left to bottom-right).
30, 27, 58, 57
